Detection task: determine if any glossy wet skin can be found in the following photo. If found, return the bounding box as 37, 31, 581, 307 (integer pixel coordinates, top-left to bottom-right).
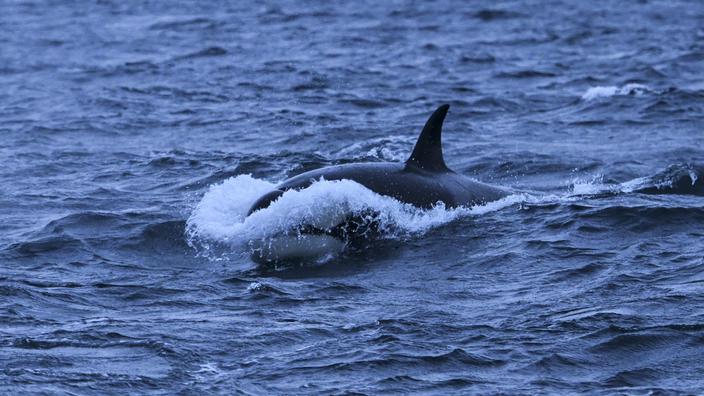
247, 104, 508, 215
247, 162, 509, 215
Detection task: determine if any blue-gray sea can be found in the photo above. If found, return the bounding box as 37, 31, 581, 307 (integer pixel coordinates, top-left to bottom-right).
2, 1, 704, 394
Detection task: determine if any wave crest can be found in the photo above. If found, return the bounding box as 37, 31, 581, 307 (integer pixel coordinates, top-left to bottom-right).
581, 83, 651, 101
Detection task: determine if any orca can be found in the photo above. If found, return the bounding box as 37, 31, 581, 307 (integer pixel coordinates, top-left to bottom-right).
246, 104, 509, 263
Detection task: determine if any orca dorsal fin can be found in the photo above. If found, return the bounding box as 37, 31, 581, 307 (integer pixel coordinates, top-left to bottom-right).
405, 104, 450, 172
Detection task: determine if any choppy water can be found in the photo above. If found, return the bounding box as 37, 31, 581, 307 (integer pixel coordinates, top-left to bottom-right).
2, 1, 704, 394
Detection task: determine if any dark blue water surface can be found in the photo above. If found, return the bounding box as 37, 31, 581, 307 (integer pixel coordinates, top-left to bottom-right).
2, 1, 704, 394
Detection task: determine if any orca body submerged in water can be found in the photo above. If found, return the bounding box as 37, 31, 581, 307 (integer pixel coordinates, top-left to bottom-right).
246, 104, 509, 263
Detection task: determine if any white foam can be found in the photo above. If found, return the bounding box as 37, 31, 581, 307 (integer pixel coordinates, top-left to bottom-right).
246, 282, 265, 292
570, 175, 612, 195
186, 175, 525, 259
618, 176, 651, 193
570, 174, 661, 196
688, 169, 698, 186
185, 174, 275, 242
581, 83, 650, 101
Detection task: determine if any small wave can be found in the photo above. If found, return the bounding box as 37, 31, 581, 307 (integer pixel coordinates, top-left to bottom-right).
571, 164, 703, 196
548, 262, 606, 281
409, 348, 505, 367
176, 47, 228, 60
530, 353, 587, 371
125, 220, 189, 253
570, 174, 613, 196
458, 53, 495, 64
245, 281, 288, 295
471, 9, 523, 22
603, 367, 662, 388
581, 83, 651, 101
339, 98, 389, 109
8, 235, 86, 256
469, 97, 523, 113
292, 76, 330, 91
588, 332, 680, 354
495, 70, 557, 79
575, 206, 704, 230
148, 17, 222, 31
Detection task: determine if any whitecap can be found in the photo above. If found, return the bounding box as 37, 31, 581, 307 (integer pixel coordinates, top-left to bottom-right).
581, 83, 650, 101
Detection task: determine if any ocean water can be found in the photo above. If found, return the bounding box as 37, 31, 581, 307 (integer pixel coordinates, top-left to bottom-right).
2, 0, 704, 394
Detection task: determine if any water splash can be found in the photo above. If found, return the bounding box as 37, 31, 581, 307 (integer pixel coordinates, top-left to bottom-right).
186, 175, 526, 259
570, 164, 703, 196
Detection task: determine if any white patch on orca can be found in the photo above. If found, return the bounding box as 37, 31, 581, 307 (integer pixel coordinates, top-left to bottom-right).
250, 234, 346, 264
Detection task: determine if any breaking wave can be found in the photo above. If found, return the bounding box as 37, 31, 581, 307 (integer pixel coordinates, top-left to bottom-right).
581, 83, 651, 101
571, 164, 703, 196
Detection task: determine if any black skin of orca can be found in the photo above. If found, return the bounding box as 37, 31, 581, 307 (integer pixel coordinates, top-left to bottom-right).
247, 104, 509, 216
